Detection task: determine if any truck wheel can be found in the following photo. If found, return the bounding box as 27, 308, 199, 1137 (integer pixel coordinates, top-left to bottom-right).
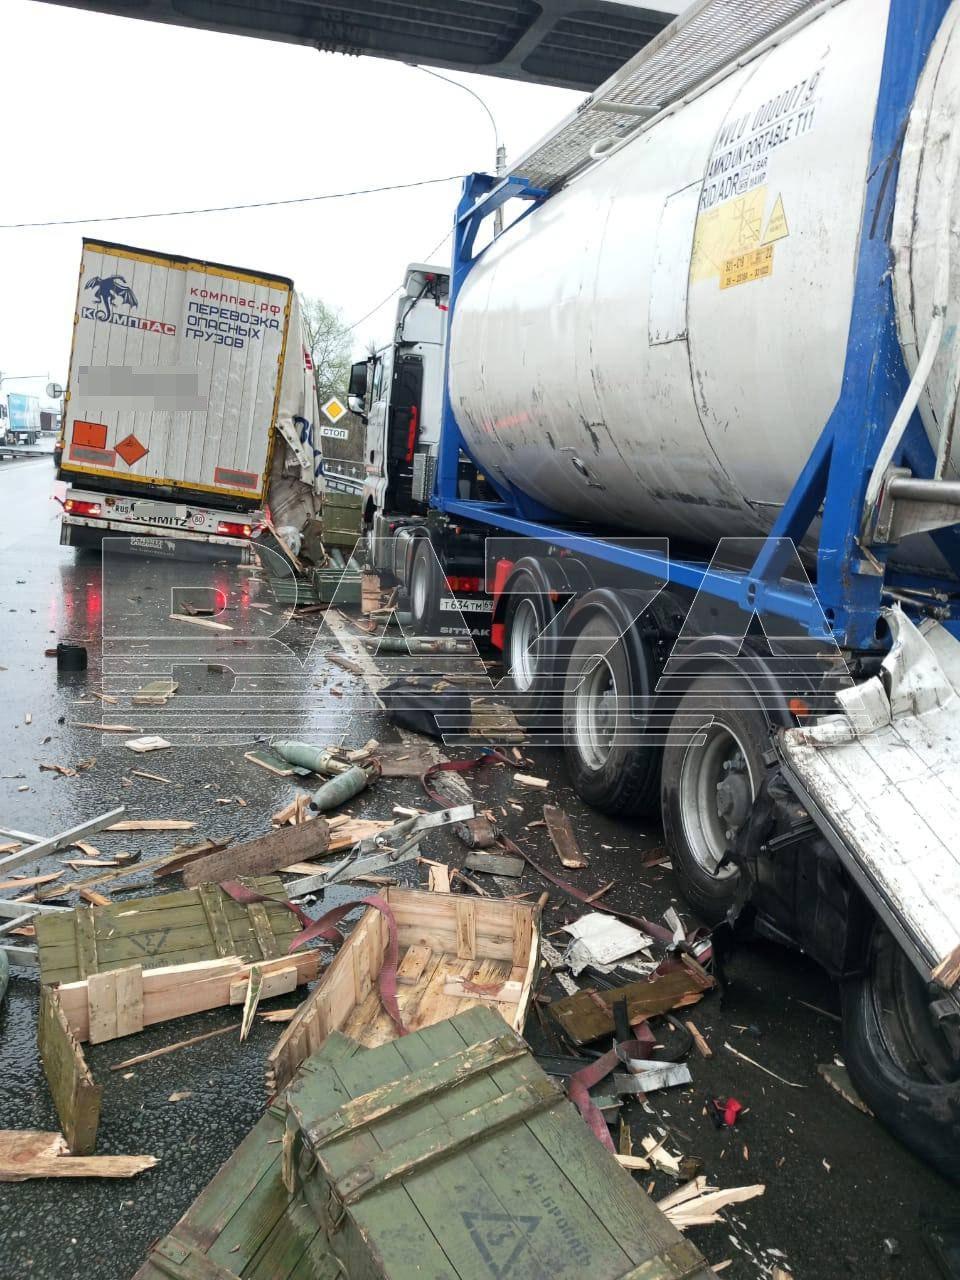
502, 566, 560, 726
661, 673, 767, 924
842, 925, 960, 1181
408, 539, 440, 634
562, 610, 661, 816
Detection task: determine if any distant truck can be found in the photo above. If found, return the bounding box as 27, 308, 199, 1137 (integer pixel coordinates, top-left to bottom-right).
3, 393, 41, 445
58, 239, 323, 552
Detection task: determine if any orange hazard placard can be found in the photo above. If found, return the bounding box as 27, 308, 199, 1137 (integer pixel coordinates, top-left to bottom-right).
72, 420, 107, 449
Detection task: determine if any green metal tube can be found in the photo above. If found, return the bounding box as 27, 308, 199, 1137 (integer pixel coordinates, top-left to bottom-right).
309, 765, 371, 811
271, 740, 351, 776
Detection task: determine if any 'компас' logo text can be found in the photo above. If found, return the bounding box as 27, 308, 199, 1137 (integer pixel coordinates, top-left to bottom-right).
82, 275, 176, 336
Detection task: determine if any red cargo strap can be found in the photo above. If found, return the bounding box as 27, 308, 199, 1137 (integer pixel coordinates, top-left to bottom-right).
220, 883, 406, 1037
567, 1037, 656, 1153
421, 749, 517, 806
497, 836, 676, 945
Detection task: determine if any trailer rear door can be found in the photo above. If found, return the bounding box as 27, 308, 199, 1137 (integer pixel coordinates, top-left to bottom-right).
61, 240, 292, 505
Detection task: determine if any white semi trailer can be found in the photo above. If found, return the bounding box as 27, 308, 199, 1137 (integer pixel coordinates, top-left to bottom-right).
357, 0, 960, 1178
57, 240, 323, 553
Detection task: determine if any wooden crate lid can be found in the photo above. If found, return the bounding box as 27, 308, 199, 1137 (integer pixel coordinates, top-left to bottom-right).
282, 1005, 713, 1280
36, 877, 298, 986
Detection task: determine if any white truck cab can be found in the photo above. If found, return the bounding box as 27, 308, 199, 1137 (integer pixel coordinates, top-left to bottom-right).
351, 264, 449, 524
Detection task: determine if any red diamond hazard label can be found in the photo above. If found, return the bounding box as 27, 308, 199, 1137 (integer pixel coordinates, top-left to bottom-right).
115, 434, 148, 467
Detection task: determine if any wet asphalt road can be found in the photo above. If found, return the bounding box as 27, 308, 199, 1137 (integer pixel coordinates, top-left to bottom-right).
0, 451, 957, 1280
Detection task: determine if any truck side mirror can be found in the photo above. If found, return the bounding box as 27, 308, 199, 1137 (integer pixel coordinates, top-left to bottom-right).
348, 361, 368, 400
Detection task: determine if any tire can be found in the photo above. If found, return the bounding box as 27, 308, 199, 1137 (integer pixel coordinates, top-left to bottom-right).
842, 925, 960, 1181
408, 538, 440, 634
562, 609, 661, 816
661, 672, 769, 924
502, 567, 561, 727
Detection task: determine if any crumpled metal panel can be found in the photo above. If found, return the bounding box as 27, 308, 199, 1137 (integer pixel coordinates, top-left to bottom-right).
511, 0, 826, 188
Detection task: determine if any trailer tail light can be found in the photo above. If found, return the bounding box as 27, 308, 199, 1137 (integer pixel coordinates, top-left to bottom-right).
217, 520, 253, 539
788, 697, 811, 719
64, 499, 102, 517
445, 575, 481, 594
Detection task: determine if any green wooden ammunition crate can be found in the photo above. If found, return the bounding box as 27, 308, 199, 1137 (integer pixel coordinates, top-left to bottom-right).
320, 490, 362, 550
134, 1005, 712, 1280
35, 877, 299, 985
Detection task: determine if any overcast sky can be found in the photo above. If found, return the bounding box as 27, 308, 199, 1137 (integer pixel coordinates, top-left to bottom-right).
0, 0, 579, 405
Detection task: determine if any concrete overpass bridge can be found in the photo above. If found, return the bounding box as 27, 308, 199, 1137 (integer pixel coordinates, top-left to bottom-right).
38, 0, 687, 91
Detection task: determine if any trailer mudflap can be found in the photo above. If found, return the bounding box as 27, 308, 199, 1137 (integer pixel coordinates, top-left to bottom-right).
780, 607, 960, 997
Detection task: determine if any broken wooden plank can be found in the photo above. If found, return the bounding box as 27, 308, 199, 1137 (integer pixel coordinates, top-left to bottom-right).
932, 942, 960, 990
168, 613, 232, 631
106, 820, 195, 833
109, 1024, 240, 1071
87, 966, 145, 1044
0, 873, 61, 892
548, 968, 714, 1045
685, 1020, 713, 1058
543, 805, 588, 869
72, 723, 141, 733
239, 966, 263, 1041
396, 944, 432, 986
181, 820, 331, 888
515, 773, 549, 789
153, 838, 230, 879
229, 964, 298, 1005
78, 888, 111, 908
0, 1131, 156, 1181
0, 808, 126, 878
56, 952, 320, 1043
427, 863, 451, 894
38, 987, 101, 1154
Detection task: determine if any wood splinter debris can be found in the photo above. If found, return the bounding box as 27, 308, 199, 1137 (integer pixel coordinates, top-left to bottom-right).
0, 1131, 156, 1181
109, 1024, 241, 1071
685, 1020, 713, 1058
725, 1042, 806, 1088
543, 805, 587, 869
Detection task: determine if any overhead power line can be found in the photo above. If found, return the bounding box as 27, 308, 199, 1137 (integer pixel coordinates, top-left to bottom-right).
1, 175, 464, 230
346, 230, 453, 334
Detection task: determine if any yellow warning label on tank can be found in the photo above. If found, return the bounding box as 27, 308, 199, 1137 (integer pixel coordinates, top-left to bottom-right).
720, 244, 775, 290
691, 187, 767, 283
761, 194, 789, 244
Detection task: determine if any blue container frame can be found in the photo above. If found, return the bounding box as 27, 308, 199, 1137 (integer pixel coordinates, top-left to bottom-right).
433, 0, 959, 651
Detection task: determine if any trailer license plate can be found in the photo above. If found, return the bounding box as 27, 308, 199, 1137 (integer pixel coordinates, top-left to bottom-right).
439, 597, 491, 613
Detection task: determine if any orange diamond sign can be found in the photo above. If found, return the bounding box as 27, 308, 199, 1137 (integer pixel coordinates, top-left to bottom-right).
115, 434, 148, 467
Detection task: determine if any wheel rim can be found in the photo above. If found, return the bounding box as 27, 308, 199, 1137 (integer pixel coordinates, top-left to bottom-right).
678, 719, 755, 877
510, 598, 540, 693
412, 558, 428, 618
574, 653, 618, 770
871, 931, 960, 1084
